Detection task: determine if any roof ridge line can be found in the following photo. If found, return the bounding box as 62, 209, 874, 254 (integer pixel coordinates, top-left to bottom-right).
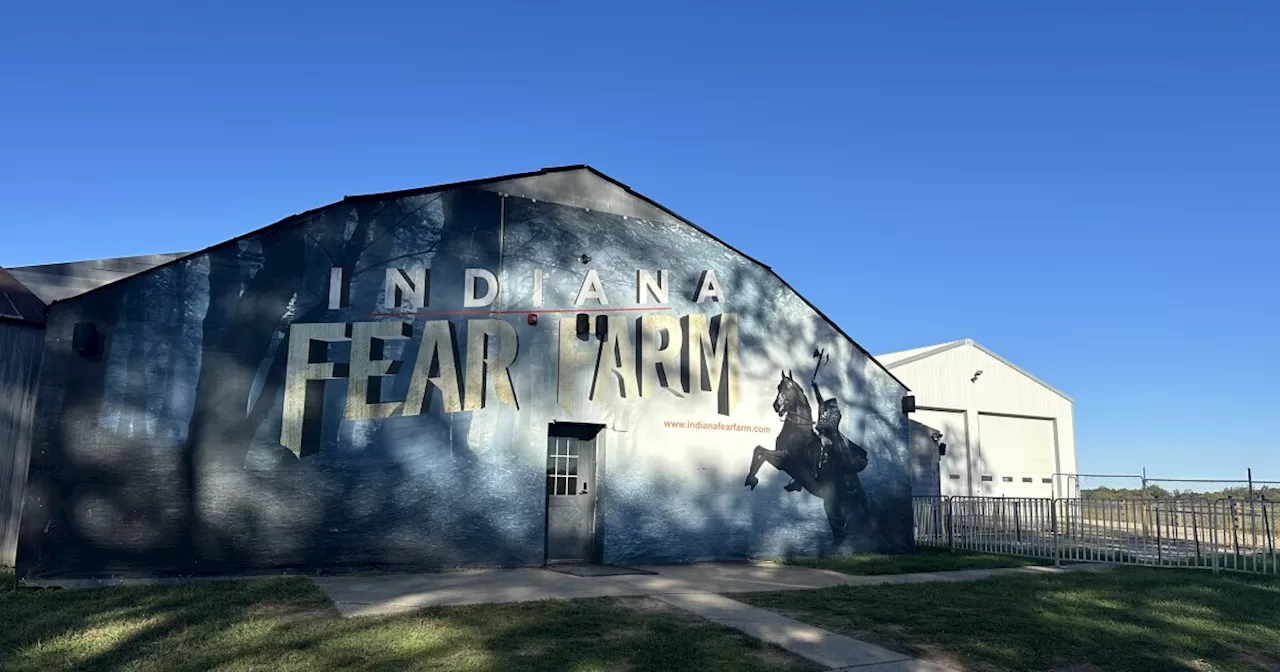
34, 165, 909, 391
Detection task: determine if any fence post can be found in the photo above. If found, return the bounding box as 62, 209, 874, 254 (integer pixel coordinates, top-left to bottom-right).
1264, 498, 1274, 556
1155, 503, 1163, 565
1192, 500, 1201, 567
1141, 468, 1151, 541
1052, 497, 1061, 567
1231, 499, 1241, 559
1259, 496, 1269, 570
937, 497, 944, 543
1211, 501, 1219, 574
946, 497, 954, 552
1014, 501, 1023, 544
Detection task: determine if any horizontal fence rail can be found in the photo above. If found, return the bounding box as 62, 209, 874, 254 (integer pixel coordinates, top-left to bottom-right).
912, 496, 1280, 576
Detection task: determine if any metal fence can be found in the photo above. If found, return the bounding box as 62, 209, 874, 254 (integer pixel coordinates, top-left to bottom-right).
1063, 469, 1280, 501
1143, 478, 1280, 501
913, 495, 1280, 576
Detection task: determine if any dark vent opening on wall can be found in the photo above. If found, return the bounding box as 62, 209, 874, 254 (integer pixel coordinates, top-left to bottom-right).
981, 475, 993, 482
1022, 477, 1033, 483
1042, 478, 1053, 483
1002, 477, 1013, 483
72, 322, 99, 357
949, 474, 961, 480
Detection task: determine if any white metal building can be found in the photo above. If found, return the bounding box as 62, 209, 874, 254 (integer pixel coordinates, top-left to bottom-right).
879, 339, 1077, 499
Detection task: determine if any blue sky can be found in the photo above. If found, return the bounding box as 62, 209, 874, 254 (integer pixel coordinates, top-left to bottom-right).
2, 2, 1277, 482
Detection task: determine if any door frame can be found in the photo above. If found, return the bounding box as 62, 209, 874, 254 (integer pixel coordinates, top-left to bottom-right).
543, 422, 606, 564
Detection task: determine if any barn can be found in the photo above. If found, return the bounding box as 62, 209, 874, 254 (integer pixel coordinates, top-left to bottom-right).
1, 166, 916, 580
878, 339, 1077, 500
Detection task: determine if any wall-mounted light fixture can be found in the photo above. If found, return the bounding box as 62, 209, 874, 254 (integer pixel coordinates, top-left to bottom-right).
971, 370, 984, 383
579, 254, 591, 264
527, 313, 538, 326
901, 395, 916, 414
575, 313, 590, 336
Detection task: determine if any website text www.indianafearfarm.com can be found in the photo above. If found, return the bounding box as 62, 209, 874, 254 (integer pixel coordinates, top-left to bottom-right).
662, 420, 773, 433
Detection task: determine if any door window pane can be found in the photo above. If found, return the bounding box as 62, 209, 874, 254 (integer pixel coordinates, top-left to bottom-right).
546, 437, 589, 497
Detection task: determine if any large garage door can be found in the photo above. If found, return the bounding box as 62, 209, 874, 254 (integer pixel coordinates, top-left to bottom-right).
913, 409, 969, 496
977, 414, 1057, 498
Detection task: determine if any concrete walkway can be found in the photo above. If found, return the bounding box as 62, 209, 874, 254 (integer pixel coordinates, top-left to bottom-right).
314, 563, 1100, 672
312, 562, 1095, 616
653, 591, 956, 672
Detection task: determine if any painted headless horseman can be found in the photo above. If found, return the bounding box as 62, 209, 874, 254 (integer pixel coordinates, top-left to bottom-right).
744, 349, 873, 545
787, 352, 869, 493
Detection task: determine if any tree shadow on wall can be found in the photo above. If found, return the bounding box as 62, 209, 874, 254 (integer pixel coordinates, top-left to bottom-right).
19, 189, 922, 581
601, 455, 907, 565
503, 212, 918, 559
19, 190, 546, 580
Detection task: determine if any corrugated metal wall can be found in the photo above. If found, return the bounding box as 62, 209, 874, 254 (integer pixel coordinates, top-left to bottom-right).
0, 322, 43, 566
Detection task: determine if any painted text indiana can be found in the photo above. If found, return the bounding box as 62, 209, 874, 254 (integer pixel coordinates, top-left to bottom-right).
280, 267, 738, 456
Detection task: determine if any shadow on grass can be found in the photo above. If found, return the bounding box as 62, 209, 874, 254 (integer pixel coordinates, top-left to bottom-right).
0, 577, 817, 672
784, 547, 1052, 575
738, 567, 1280, 672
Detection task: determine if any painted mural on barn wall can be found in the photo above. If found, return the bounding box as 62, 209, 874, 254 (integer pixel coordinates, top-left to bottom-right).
18, 186, 912, 578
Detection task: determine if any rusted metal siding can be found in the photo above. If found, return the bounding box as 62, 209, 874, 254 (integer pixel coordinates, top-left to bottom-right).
0, 322, 43, 565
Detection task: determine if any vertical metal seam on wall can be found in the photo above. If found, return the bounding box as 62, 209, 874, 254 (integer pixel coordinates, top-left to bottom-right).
1051, 416, 1063, 500
497, 195, 506, 311
965, 345, 979, 497
593, 428, 606, 564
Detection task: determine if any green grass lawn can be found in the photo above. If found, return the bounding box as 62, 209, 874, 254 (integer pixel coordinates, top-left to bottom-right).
738, 566, 1280, 672
784, 547, 1053, 575
1, 575, 816, 672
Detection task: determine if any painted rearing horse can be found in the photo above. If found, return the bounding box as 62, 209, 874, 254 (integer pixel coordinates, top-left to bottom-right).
744, 370, 821, 496
742, 366, 870, 545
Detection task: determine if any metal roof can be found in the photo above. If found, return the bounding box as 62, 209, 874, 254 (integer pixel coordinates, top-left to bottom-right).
5, 252, 189, 304
877, 338, 1072, 402
875, 341, 956, 367
0, 266, 47, 326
